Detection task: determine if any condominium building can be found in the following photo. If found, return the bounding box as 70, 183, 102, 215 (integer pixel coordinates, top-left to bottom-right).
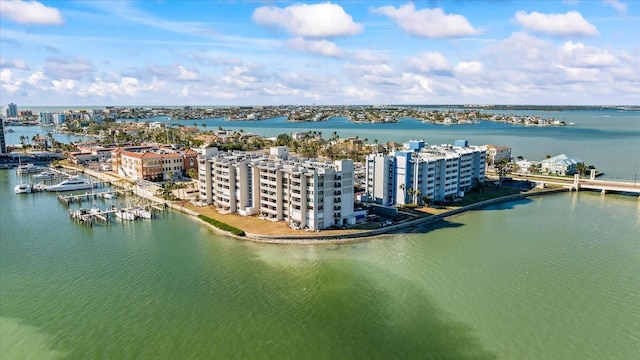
365, 140, 486, 205
3, 103, 17, 118
0, 117, 6, 154
198, 147, 356, 231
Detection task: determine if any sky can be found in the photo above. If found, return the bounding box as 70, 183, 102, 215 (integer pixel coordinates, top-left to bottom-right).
0, 0, 638, 106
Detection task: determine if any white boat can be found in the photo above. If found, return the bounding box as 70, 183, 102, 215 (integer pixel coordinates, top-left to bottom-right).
34, 170, 57, 179
103, 193, 114, 199
114, 209, 136, 221
46, 177, 94, 192
16, 163, 44, 174
14, 184, 32, 194
89, 205, 102, 215
131, 206, 152, 219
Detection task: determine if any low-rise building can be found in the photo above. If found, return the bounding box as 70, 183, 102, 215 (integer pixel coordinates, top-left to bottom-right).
540, 154, 581, 175
111, 146, 199, 181
486, 144, 511, 165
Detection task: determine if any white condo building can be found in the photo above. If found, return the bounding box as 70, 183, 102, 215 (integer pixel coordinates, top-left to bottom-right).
198, 147, 356, 231
365, 140, 486, 205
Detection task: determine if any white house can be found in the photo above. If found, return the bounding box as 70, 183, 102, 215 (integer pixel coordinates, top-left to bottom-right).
540, 154, 581, 175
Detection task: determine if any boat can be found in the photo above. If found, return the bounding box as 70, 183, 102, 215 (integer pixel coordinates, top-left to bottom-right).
131, 206, 152, 219
114, 209, 136, 221
46, 177, 94, 192
33, 170, 57, 179
103, 193, 114, 199
16, 163, 44, 175
14, 183, 32, 194
89, 205, 102, 215
568, 122, 575, 126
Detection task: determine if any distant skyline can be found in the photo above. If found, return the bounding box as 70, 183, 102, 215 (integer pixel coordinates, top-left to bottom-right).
0, 0, 638, 106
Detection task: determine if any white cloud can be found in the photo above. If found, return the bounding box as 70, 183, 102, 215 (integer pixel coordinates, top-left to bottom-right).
455, 61, 483, 75
252, 3, 362, 37
405, 52, 452, 75
558, 41, 617, 68
372, 3, 478, 38
603, 0, 627, 15
285, 37, 345, 58
177, 65, 199, 80
350, 51, 390, 64
553, 63, 600, 81
120, 77, 140, 97
44, 56, 94, 79
51, 79, 77, 91
514, 10, 598, 37
0, 0, 63, 25
0, 69, 13, 82
344, 86, 379, 100
0, 57, 30, 70
27, 71, 46, 85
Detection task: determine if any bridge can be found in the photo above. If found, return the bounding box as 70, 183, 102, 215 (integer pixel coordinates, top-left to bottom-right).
505, 170, 640, 198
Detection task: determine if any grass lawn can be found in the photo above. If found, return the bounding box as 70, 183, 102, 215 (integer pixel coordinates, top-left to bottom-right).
455, 185, 522, 206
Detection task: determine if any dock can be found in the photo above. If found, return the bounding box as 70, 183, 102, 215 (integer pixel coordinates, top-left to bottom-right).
57, 190, 129, 206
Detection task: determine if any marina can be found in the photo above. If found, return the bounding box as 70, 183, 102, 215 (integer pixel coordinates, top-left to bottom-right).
1, 108, 639, 359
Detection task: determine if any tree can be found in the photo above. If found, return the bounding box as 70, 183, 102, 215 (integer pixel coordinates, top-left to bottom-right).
186, 168, 198, 179
495, 158, 510, 178
156, 183, 176, 201
576, 162, 587, 176
32, 134, 40, 150
275, 133, 291, 146
472, 177, 485, 194
47, 131, 54, 151
407, 188, 415, 204
421, 195, 432, 207
19, 135, 28, 153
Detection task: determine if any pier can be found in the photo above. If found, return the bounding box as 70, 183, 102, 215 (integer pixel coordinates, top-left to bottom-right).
57, 190, 129, 205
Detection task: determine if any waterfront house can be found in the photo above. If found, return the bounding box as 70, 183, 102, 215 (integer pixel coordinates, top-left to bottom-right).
485, 144, 512, 165
540, 154, 581, 175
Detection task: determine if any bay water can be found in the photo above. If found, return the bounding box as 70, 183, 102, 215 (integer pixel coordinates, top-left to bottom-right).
1, 109, 639, 359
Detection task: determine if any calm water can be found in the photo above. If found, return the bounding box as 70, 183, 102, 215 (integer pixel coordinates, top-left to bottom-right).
1, 109, 639, 359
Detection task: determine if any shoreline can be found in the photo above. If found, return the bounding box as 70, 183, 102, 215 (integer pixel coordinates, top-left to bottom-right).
74, 166, 568, 245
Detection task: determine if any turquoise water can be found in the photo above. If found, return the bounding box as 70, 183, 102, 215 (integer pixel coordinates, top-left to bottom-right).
1, 109, 639, 359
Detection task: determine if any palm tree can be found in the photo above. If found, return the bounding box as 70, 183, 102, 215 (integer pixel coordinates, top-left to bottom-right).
421, 195, 432, 207
47, 131, 55, 152
398, 183, 406, 203
19, 135, 28, 153
156, 183, 175, 201
32, 134, 39, 150
407, 188, 414, 204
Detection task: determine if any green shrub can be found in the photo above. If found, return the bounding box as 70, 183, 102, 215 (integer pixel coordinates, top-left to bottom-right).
197, 215, 245, 236
400, 204, 419, 208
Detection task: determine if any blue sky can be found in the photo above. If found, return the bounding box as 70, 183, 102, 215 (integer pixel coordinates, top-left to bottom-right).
0, 0, 638, 106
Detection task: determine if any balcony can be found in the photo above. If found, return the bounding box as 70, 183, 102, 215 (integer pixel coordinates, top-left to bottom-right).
334, 206, 341, 211
334, 213, 341, 218
334, 191, 341, 196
